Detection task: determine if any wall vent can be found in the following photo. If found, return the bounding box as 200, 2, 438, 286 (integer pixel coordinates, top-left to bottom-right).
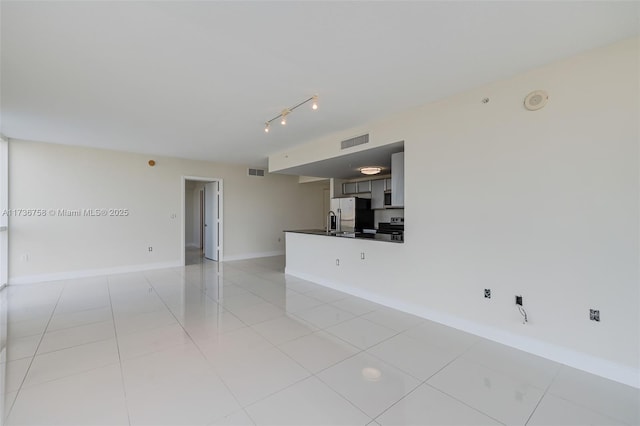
341, 134, 369, 150
248, 168, 265, 177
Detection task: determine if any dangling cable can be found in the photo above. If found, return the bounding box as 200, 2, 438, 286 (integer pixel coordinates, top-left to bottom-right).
518, 305, 528, 324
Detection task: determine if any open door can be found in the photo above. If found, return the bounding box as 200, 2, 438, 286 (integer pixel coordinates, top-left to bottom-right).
204, 181, 218, 261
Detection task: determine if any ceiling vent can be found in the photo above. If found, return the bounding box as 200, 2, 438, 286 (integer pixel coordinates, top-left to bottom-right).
341, 134, 369, 150
248, 168, 265, 177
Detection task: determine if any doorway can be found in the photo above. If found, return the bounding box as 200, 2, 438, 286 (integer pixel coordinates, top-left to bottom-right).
182, 177, 223, 266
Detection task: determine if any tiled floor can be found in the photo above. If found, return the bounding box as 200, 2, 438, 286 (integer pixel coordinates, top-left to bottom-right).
0, 256, 638, 425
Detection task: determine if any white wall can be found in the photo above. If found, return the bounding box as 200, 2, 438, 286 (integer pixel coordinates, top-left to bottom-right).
274, 37, 640, 386
8, 141, 327, 281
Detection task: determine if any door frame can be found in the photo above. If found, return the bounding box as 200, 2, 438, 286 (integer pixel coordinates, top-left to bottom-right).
181, 176, 223, 265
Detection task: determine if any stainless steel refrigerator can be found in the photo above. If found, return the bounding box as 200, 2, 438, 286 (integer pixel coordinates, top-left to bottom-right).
329, 197, 374, 233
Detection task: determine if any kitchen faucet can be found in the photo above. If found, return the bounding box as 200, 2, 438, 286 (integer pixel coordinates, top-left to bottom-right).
326, 210, 336, 234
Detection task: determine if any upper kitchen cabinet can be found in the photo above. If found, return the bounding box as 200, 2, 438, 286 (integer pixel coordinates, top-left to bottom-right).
343, 182, 357, 195
391, 152, 404, 207
356, 180, 371, 193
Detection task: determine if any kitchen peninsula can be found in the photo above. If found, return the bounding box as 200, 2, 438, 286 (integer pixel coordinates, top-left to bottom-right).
284, 224, 407, 303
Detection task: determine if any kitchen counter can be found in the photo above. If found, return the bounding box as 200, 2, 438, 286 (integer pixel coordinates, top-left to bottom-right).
284, 229, 403, 243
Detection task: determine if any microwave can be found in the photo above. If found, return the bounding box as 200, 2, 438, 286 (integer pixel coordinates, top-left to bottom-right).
384, 191, 392, 207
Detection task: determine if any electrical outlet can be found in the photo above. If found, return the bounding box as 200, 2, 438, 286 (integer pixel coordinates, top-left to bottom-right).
515, 295, 523, 306
590, 309, 600, 322
148, 246, 153, 252
484, 289, 491, 299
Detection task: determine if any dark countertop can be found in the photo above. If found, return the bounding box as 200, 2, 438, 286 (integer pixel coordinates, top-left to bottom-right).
284, 229, 404, 244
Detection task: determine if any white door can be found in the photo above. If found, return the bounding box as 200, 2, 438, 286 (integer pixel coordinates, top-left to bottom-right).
204, 182, 218, 261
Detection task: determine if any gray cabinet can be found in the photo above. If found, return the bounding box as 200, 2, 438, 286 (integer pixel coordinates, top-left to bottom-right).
391, 152, 404, 207
356, 180, 371, 193
342, 180, 372, 195
342, 182, 357, 195
371, 179, 385, 209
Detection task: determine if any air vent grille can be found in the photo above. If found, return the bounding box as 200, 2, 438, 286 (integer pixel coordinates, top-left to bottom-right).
248, 168, 265, 177
341, 134, 369, 150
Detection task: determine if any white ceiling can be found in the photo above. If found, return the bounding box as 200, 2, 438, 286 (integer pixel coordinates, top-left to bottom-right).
1, 1, 638, 167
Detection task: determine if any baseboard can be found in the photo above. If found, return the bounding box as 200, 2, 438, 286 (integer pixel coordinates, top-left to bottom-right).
285, 267, 640, 389
185, 243, 200, 249
0, 282, 6, 291
9, 260, 183, 285
223, 250, 284, 262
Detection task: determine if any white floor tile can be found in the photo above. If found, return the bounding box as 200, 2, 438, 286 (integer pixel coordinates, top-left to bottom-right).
4, 391, 18, 420
279, 331, 360, 374
459, 340, 561, 390
304, 287, 350, 303
225, 302, 285, 325
47, 306, 113, 332
360, 307, 424, 332
251, 315, 316, 345
325, 317, 397, 350
122, 343, 240, 424
546, 366, 640, 425
427, 357, 544, 425
209, 409, 255, 426
367, 333, 459, 380
220, 292, 267, 310
195, 327, 273, 363
402, 320, 479, 354
6, 316, 49, 339
4, 358, 31, 393
7, 364, 128, 426
120, 342, 211, 390
180, 309, 248, 339
6, 335, 40, 362
317, 352, 420, 418
330, 297, 381, 316
3, 256, 632, 426
528, 393, 627, 426
215, 346, 310, 406
293, 304, 354, 329
246, 376, 371, 425
283, 279, 325, 294
125, 370, 239, 426
37, 320, 115, 354
114, 308, 177, 335
117, 322, 193, 360
376, 384, 501, 426
281, 293, 325, 313
22, 339, 120, 388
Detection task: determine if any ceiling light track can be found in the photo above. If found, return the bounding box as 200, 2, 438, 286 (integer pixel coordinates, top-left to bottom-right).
264, 95, 318, 133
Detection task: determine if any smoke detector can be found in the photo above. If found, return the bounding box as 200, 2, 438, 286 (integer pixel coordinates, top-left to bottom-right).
524, 90, 549, 111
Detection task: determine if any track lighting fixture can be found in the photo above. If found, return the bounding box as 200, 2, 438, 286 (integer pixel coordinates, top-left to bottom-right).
280, 109, 289, 125
263, 94, 318, 133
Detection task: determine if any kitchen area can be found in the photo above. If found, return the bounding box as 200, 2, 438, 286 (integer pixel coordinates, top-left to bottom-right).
283, 139, 405, 244
279, 139, 407, 293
